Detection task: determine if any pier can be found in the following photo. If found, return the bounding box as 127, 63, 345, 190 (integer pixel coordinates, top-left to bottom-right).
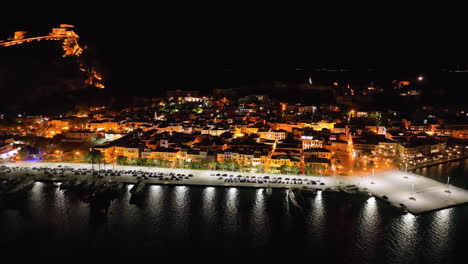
2, 161, 468, 214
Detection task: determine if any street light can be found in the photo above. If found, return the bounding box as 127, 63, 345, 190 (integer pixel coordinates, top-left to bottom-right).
55, 150, 62, 162
409, 183, 416, 200
445, 176, 451, 193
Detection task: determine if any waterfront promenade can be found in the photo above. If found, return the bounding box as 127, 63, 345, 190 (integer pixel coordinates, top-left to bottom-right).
2, 161, 468, 214
405, 154, 468, 171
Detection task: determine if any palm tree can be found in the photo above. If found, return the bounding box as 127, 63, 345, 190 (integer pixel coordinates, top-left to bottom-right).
86, 149, 104, 172
290, 166, 300, 175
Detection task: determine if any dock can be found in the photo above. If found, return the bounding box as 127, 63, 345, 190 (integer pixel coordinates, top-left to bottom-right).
355, 169, 468, 214
2, 161, 468, 214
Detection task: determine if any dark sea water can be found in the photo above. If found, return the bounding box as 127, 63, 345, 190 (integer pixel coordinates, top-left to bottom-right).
1, 159, 467, 264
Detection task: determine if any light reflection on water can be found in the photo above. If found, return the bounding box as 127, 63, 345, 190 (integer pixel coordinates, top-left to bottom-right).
201, 187, 216, 224
249, 188, 270, 247
387, 213, 419, 263
147, 185, 164, 223
423, 208, 454, 262
173, 186, 189, 237
0, 158, 467, 262
306, 190, 325, 242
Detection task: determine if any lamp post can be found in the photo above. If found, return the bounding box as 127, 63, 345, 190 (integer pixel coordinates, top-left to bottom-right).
409, 183, 416, 200
445, 176, 451, 193
55, 150, 62, 162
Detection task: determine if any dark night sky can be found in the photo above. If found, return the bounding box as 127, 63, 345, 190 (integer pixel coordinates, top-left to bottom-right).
2, 4, 468, 95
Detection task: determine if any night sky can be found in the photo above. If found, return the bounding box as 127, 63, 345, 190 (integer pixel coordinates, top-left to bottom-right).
1, 4, 468, 95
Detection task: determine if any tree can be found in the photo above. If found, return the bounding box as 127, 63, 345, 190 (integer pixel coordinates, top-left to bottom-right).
290, 166, 300, 175
226, 160, 237, 171
305, 164, 318, 175
85, 150, 104, 163
208, 161, 218, 170
136, 158, 146, 166
42, 155, 53, 161
219, 162, 228, 171
200, 160, 208, 169
192, 162, 202, 169
255, 165, 265, 173
317, 164, 327, 175
17, 147, 31, 161
305, 163, 328, 175
177, 159, 187, 168
280, 165, 291, 174
116, 155, 127, 165
85, 149, 104, 171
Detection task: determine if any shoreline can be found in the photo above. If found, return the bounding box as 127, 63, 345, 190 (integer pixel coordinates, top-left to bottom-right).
407, 155, 468, 171
2, 161, 468, 214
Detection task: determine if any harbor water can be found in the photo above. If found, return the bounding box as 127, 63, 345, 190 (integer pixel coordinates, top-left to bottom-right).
1, 159, 467, 264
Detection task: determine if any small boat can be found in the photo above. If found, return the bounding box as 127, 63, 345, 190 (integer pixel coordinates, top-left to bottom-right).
356, 188, 372, 197
288, 188, 305, 210
391, 203, 408, 214
301, 187, 317, 195
130, 180, 146, 195
324, 187, 339, 192
118, 183, 126, 192
339, 185, 359, 194
63, 179, 81, 190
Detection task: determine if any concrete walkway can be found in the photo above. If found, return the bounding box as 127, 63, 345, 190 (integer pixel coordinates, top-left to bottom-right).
2, 161, 468, 214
